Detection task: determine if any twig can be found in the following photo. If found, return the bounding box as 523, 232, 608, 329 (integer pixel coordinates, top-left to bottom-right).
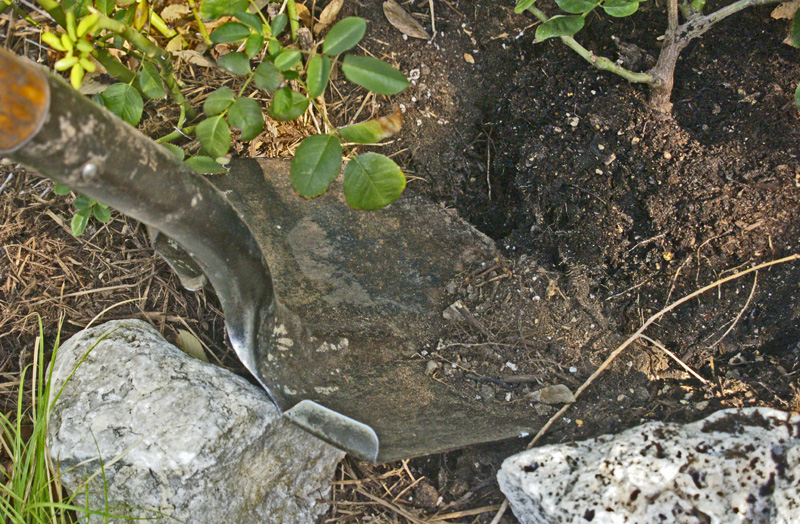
428, 0, 436, 35
356, 487, 431, 524
430, 503, 503, 521
638, 334, 710, 385
708, 271, 758, 349
488, 499, 508, 524
0, 172, 14, 195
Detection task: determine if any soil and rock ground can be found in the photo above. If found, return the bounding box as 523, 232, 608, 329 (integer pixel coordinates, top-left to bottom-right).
2, 0, 800, 521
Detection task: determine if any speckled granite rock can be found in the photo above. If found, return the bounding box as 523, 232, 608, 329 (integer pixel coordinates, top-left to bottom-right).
47, 319, 344, 523
498, 408, 800, 524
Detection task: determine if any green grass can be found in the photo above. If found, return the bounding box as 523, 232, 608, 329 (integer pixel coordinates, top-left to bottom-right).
0, 317, 139, 523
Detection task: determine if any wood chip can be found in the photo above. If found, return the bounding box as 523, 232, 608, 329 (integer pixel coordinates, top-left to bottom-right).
383, 0, 430, 40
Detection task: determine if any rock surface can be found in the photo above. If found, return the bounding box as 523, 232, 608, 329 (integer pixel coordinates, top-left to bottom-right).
498, 408, 800, 524
47, 319, 344, 523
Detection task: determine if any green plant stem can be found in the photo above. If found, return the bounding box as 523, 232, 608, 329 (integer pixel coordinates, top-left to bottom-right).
93, 48, 137, 84
149, 10, 177, 39
94, 11, 197, 119
526, 6, 654, 84
156, 124, 197, 143
34, 0, 66, 27
0, 1, 9, 16
287, 0, 298, 41
3, 0, 40, 27
680, 0, 783, 42
187, 0, 212, 46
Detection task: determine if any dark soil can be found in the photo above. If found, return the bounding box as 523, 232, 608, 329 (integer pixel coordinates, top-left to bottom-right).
3, 0, 800, 522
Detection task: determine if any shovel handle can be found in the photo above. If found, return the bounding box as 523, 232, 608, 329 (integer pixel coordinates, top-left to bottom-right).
0, 48, 282, 402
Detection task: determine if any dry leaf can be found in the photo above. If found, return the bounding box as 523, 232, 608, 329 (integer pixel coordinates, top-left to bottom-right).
176, 329, 208, 362
165, 33, 185, 53
174, 50, 216, 68
383, 0, 430, 40
161, 4, 191, 23
772, 0, 800, 19
315, 0, 344, 34
295, 2, 313, 27
464, 53, 474, 64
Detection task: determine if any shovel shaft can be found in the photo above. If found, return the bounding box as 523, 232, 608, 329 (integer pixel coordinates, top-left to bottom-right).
0, 48, 280, 402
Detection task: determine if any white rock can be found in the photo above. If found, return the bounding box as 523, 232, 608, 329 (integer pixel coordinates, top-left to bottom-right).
47, 319, 344, 523
498, 408, 800, 524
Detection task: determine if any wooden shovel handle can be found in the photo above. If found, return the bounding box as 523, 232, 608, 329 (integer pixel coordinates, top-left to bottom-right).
0, 48, 50, 153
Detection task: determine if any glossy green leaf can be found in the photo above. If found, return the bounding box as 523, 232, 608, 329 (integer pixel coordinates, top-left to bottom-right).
268, 87, 309, 121
515, 0, 536, 12
96, 0, 114, 15
268, 38, 282, 56
274, 49, 302, 71
203, 86, 235, 116
218, 52, 251, 75
341, 55, 409, 95
254, 61, 283, 91
101, 83, 143, 126
196, 115, 231, 158
290, 134, 343, 198
185, 156, 227, 174
53, 183, 72, 195
210, 22, 251, 43
791, 7, 800, 48
306, 55, 331, 98
795, 83, 800, 110
160, 143, 185, 161
323, 17, 367, 55
93, 204, 111, 223
556, 0, 597, 14
535, 15, 585, 41
343, 153, 406, 210
602, 0, 639, 17
228, 97, 264, 140
71, 208, 91, 236
138, 61, 166, 99
234, 11, 263, 31
271, 13, 287, 35
245, 33, 265, 58
74, 194, 93, 211
338, 113, 401, 144
199, 0, 247, 20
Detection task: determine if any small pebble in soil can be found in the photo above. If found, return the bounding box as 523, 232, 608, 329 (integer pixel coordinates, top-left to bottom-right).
663, 151, 672, 160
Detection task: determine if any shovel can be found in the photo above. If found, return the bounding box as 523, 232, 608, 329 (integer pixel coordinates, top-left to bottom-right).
0, 49, 536, 462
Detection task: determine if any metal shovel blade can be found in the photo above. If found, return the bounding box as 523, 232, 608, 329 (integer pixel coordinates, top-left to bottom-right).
0, 49, 536, 462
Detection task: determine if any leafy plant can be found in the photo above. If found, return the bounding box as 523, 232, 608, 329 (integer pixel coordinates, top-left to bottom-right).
515, 0, 793, 113
34, 0, 410, 230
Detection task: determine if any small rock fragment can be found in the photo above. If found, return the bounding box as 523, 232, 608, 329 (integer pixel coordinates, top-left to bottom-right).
528, 384, 575, 405
464, 53, 475, 64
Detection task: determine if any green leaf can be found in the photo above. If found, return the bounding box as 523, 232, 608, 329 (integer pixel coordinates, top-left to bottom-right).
228, 97, 264, 140
71, 208, 91, 236
196, 116, 232, 158
268, 38, 282, 56
101, 83, 143, 126
283, 70, 300, 80
556, 0, 597, 14
203, 87, 235, 116
210, 22, 251, 43
268, 87, 309, 121
515, 0, 536, 13
338, 112, 402, 144
341, 55, 409, 95
138, 61, 166, 99
254, 62, 283, 91
92, 204, 111, 223
343, 153, 406, 210
95, 0, 114, 15
199, 0, 247, 20
271, 13, 287, 35
306, 55, 331, 98
185, 156, 227, 174
795, 83, 800, 111
234, 11, 263, 31
791, 7, 800, 48
160, 143, 185, 161
274, 49, 302, 71
290, 134, 343, 198
53, 183, 72, 195
74, 194, 93, 211
323, 17, 367, 55
535, 15, 585, 41
218, 52, 251, 75
245, 33, 265, 58
602, 0, 639, 17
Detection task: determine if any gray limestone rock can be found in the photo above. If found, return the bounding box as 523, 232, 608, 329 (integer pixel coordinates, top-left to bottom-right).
498, 408, 800, 524
47, 319, 344, 523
